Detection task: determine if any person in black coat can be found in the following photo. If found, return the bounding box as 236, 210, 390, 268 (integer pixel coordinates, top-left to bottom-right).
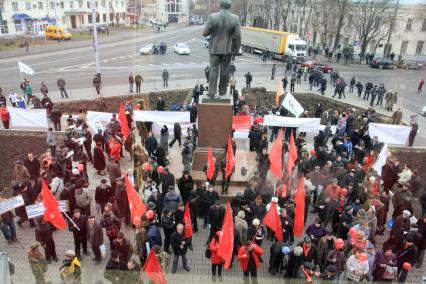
169, 122, 182, 147
104, 250, 126, 283
269, 241, 286, 275
258, 148, 271, 185
162, 208, 176, 253
203, 159, 219, 186
156, 96, 166, 111
160, 168, 175, 196
171, 224, 191, 273
177, 171, 194, 205
35, 217, 58, 263
297, 237, 318, 265
69, 209, 88, 259
206, 200, 225, 245
95, 179, 113, 214
202, 184, 220, 227
145, 133, 158, 157
111, 232, 133, 265
115, 177, 130, 225
24, 153, 40, 179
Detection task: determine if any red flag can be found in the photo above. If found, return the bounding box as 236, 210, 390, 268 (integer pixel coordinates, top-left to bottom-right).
143, 250, 167, 284
41, 179, 67, 230
183, 202, 193, 238
207, 146, 215, 180
262, 202, 283, 241
269, 129, 283, 179
125, 175, 147, 225
218, 203, 234, 269
293, 176, 305, 237
118, 101, 130, 139
232, 115, 252, 129
225, 137, 235, 178
287, 130, 298, 177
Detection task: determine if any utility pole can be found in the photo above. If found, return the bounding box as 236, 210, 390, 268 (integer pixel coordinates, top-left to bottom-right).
91, 0, 101, 77
208, 0, 211, 15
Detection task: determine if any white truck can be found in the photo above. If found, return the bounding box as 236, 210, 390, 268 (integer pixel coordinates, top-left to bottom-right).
241, 26, 308, 62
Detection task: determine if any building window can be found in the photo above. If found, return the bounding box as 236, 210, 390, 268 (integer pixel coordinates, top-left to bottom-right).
88, 16, 92, 23
38, 2, 43, 9
87, 1, 90, 8
12, 2, 19, 11
103, 13, 106, 22
416, 41, 424, 54
60, 1, 64, 8
70, 1, 74, 8
1, 23, 9, 34
102, 0, 105, 7
422, 19, 426, 31
14, 19, 22, 31
78, 1, 83, 8
25, 2, 32, 10
406, 18, 413, 31
0, 2, 4, 12
400, 41, 408, 55
50, 1, 54, 9
96, 1, 98, 8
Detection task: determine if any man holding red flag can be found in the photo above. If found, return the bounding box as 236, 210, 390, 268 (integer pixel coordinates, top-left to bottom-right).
118, 101, 130, 139
287, 130, 298, 179
125, 176, 147, 225
205, 147, 218, 186
183, 202, 193, 238
41, 179, 67, 230
293, 176, 306, 237
144, 250, 167, 284
269, 129, 284, 179
221, 137, 235, 195
217, 203, 234, 270
262, 198, 283, 241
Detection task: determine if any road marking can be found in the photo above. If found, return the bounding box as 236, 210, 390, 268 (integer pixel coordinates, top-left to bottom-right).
111, 58, 117, 61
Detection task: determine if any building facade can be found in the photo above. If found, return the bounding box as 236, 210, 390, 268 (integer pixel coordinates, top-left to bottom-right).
0, 0, 127, 38
142, 0, 189, 24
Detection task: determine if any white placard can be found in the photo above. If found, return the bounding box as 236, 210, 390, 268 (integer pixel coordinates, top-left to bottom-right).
86, 111, 114, 133
0, 195, 25, 215
134, 110, 190, 123
263, 116, 321, 133
25, 200, 68, 219
368, 123, 411, 145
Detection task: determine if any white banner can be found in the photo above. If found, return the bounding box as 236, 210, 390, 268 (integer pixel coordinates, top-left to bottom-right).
8, 107, 48, 129
152, 122, 192, 135
25, 200, 67, 219
281, 92, 304, 118
233, 129, 249, 139
86, 111, 114, 133
18, 61, 35, 75
0, 195, 25, 215
263, 116, 321, 133
134, 110, 190, 123
368, 123, 411, 145
373, 144, 389, 176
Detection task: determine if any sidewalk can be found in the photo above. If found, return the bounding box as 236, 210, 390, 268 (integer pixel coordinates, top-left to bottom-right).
49, 74, 425, 147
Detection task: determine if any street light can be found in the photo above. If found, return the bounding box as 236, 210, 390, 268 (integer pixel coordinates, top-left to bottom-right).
91, 0, 101, 77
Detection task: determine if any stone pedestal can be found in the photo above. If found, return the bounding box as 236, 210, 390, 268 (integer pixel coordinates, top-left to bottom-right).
191, 96, 233, 171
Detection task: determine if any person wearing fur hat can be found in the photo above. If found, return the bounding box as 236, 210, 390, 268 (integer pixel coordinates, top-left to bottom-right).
285, 246, 304, 278
28, 242, 49, 284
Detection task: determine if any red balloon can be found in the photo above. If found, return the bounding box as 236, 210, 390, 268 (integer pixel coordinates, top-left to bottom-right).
143, 162, 150, 171
403, 262, 411, 270
335, 238, 345, 250
158, 166, 165, 173
146, 210, 155, 220
133, 216, 141, 226
340, 188, 348, 197
349, 227, 358, 239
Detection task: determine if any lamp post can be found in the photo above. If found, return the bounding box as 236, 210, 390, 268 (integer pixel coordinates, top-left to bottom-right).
91, 0, 101, 77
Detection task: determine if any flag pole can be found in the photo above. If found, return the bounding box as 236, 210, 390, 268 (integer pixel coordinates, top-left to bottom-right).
63, 212, 80, 231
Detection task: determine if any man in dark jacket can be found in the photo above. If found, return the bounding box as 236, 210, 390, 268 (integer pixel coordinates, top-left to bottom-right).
202, 183, 220, 228
171, 223, 191, 273
24, 153, 40, 179
178, 170, 194, 204
245, 72, 252, 88
258, 148, 271, 184
111, 232, 133, 265
87, 215, 103, 264
156, 96, 165, 111
50, 106, 63, 131
147, 219, 163, 248
206, 200, 225, 244
69, 209, 88, 260
35, 217, 58, 263
115, 177, 130, 225
93, 74, 101, 95
57, 77, 68, 98
104, 250, 126, 283
95, 179, 113, 214
145, 132, 158, 156
296, 236, 318, 265
160, 168, 175, 196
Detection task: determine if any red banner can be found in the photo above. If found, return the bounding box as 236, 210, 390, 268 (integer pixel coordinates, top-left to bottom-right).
232, 115, 252, 130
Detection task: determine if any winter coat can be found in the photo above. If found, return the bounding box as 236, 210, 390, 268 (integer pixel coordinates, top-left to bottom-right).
177, 176, 194, 204
51, 176, 64, 199
234, 215, 248, 243
70, 215, 88, 241
111, 238, 133, 264
171, 231, 190, 255
87, 223, 103, 247
75, 188, 91, 208
210, 238, 225, 264
46, 132, 57, 146
104, 258, 126, 283
237, 244, 264, 272
163, 190, 182, 211
147, 224, 163, 248
346, 255, 369, 276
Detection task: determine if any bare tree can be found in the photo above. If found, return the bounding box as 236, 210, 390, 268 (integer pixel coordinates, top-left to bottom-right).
313, 0, 335, 47
351, 0, 395, 56
279, 0, 292, 31
333, 0, 349, 51
257, 0, 274, 28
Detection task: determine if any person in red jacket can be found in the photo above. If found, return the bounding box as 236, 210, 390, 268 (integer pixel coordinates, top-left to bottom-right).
0, 103, 10, 129
210, 231, 225, 282
237, 241, 264, 284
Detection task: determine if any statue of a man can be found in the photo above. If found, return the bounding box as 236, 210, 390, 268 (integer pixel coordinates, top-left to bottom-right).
203, 0, 241, 99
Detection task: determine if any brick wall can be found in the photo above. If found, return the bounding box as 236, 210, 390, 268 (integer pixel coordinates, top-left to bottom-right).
0, 130, 65, 188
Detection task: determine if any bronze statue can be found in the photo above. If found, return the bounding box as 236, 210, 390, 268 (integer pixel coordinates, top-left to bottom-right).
203, 0, 241, 99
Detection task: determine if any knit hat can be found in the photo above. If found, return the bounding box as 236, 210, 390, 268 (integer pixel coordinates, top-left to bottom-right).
403, 210, 411, 218
65, 250, 76, 257
293, 246, 303, 256
237, 211, 245, 219
31, 242, 40, 250
252, 218, 260, 226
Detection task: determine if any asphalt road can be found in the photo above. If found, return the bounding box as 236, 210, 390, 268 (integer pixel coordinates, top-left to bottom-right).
0, 25, 425, 115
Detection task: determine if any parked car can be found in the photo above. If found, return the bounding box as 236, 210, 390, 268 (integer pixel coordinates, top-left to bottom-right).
421, 105, 426, 117
397, 60, 424, 70
370, 58, 395, 69
301, 60, 319, 68
301, 60, 333, 73
139, 44, 155, 55
89, 26, 108, 33
174, 43, 191, 55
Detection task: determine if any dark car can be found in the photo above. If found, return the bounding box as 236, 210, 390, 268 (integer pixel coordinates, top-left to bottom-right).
397, 60, 424, 70
302, 60, 333, 73
89, 26, 108, 33
370, 58, 395, 69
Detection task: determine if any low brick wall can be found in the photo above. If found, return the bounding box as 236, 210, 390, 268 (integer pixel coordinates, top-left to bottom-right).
53, 89, 192, 114
243, 87, 391, 123
388, 146, 426, 184
0, 130, 65, 188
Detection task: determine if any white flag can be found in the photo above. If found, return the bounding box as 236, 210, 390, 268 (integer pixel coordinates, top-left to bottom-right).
281, 92, 304, 118
373, 144, 389, 176
18, 61, 35, 75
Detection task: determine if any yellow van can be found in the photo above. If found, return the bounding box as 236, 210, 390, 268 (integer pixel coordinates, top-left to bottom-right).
45, 26, 72, 40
